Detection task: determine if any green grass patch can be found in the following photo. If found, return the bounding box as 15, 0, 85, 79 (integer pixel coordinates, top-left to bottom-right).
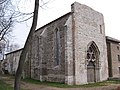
105, 79, 120, 84
22, 78, 113, 88
0, 80, 13, 90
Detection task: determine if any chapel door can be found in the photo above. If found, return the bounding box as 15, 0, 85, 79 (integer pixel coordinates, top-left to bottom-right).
86, 41, 100, 83
87, 61, 95, 83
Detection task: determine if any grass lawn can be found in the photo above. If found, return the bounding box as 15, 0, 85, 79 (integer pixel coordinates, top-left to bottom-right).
0, 80, 13, 90
1, 74, 120, 89
22, 78, 120, 88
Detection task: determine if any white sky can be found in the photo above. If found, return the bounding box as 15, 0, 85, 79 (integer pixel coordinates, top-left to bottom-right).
12, 0, 120, 47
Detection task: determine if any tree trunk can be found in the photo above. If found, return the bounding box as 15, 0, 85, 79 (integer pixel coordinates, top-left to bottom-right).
14, 0, 39, 90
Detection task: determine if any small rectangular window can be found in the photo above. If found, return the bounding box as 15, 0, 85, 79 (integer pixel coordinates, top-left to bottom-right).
117, 46, 119, 50
100, 25, 102, 34
118, 55, 120, 61
119, 67, 120, 74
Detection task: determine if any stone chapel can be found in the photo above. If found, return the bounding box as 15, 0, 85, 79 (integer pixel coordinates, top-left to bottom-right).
2, 2, 109, 85
25, 2, 108, 85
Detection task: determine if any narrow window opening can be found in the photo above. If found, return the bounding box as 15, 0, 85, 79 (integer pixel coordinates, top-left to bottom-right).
100, 25, 102, 34
55, 29, 60, 65
117, 46, 119, 50
118, 55, 120, 61
119, 67, 120, 75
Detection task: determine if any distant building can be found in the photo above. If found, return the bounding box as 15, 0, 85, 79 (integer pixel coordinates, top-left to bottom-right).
106, 36, 120, 78
3, 48, 22, 75
4, 2, 120, 85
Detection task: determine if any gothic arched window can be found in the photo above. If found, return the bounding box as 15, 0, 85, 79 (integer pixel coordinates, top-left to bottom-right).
55, 28, 60, 65
86, 41, 100, 67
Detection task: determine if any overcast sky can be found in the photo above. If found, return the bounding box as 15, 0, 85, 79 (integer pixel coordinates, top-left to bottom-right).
12, 0, 120, 47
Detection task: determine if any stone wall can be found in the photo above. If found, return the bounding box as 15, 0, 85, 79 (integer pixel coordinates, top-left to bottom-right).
64, 15, 74, 85
30, 13, 71, 83
70, 2, 108, 84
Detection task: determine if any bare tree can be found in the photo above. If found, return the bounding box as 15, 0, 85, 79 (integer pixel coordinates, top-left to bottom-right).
14, 0, 39, 90
0, 0, 34, 63
0, 0, 15, 59
0, 0, 14, 42
0, 0, 33, 49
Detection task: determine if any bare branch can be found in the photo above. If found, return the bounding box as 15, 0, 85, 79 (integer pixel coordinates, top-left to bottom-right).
0, 19, 12, 41
40, 0, 51, 9
0, 0, 7, 4
16, 15, 33, 23
12, 12, 33, 19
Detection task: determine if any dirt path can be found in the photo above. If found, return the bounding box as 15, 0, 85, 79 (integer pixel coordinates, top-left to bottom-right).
0, 75, 120, 90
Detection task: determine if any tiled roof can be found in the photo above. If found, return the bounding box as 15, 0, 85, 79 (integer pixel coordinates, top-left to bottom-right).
106, 36, 120, 43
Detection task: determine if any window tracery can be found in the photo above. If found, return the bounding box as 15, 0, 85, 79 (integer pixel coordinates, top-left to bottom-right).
86, 41, 100, 67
